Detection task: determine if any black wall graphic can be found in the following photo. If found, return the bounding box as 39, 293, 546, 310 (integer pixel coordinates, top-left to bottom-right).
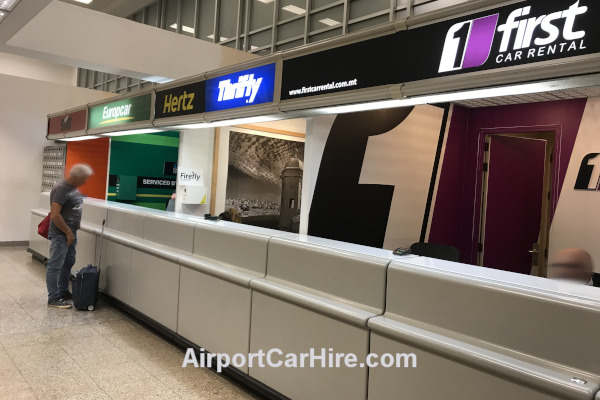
308, 107, 414, 248
575, 153, 600, 190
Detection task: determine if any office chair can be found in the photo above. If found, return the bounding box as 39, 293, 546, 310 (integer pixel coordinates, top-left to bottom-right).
409, 242, 461, 262
592, 273, 600, 288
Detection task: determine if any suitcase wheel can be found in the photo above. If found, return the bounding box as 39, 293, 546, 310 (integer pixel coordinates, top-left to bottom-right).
88, 305, 95, 311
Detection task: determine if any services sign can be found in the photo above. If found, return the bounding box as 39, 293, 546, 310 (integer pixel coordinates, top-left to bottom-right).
88, 94, 152, 130
48, 109, 87, 135
155, 81, 206, 119
138, 176, 177, 189
282, 0, 599, 100
205, 63, 276, 112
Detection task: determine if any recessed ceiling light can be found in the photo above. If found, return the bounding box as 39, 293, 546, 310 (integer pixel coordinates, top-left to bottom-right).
72, 0, 94, 4
281, 5, 305, 15
170, 23, 195, 34
0, 0, 19, 11
207, 34, 229, 42
257, 0, 274, 3
319, 18, 340, 27
0, 11, 6, 22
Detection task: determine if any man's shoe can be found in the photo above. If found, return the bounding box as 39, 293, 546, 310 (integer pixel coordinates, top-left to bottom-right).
60, 291, 73, 300
48, 299, 72, 309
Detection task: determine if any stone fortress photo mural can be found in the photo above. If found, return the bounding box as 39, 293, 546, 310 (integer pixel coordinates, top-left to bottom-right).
226, 131, 305, 232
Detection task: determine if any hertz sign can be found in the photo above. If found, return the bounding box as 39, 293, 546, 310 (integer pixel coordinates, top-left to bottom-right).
155, 81, 206, 119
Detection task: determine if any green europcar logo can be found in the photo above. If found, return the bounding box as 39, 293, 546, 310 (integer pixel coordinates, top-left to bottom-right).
88, 94, 152, 129
101, 104, 134, 124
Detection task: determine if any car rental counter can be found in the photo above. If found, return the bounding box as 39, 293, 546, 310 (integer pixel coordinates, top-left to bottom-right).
29, 193, 600, 400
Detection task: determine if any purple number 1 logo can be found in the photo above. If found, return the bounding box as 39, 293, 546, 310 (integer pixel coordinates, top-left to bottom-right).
438, 14, 499, 73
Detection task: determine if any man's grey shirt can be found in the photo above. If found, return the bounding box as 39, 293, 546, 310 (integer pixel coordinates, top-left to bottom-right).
49, 180, 83, 236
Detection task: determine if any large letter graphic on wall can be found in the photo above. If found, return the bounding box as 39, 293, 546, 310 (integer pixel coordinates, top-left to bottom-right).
308, 108, 414, 248
574, 153, 600, 190
359, 105, 446, 249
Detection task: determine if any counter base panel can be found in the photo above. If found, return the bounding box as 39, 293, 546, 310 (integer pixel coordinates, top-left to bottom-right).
178, 266, 252, 373
29, 214, 49, 258
98, 290, 291, 400
27, 247, 47, 265
368, 332, 565, 400
249, 291, 370, 400
99, 240, 132, 304
130, 250, 180, 332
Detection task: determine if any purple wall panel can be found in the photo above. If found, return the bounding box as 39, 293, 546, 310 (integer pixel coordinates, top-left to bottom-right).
429, 99, 587, 265
428, 105, 470, 251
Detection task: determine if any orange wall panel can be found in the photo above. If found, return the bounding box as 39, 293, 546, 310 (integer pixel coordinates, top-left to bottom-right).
65, 138, 110, 200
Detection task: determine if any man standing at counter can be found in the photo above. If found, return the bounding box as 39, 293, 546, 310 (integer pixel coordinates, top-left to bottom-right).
46, 164, 93, 309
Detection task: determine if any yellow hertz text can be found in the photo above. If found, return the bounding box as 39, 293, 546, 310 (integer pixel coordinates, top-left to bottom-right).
163, 91, 195, 114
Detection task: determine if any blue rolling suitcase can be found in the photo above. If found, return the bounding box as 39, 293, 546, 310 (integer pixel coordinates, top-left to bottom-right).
70, 220, 104, 311
72, 265, 100, 311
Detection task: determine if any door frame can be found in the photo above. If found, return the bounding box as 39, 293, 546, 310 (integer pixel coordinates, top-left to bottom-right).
477, 131, 555, 277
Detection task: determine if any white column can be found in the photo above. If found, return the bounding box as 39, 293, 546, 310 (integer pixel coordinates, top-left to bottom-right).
175, 128, 215, 217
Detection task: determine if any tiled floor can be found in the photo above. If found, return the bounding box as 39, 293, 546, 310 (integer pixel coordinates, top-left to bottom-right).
0, 246, 258, 400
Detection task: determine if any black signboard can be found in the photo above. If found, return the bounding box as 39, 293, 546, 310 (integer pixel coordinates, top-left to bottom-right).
163, 162, 178, 176
155, 81, 206, 119
137, 176, 177, 189
108, 175, 177, 189
282, 0, 600, 100
281, 34, 399, 101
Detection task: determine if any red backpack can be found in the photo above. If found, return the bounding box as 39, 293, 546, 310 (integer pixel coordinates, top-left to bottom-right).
37, 213, 51, 239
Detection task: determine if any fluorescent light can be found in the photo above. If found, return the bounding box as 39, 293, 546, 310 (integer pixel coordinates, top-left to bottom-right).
172, 115, 280, 130
72, 0, 93, 4
170, 23, 195, 34
257, 0, 274, 3
319, 99, 414, 115
318, 79, 581, 115
207, 34, 229, 41
319, 18, 340, 27
101, 128, 162, 137
282, 5, 305, 15
143, 76, 175, 84
57, 135, 100, 142
0, 11, 6, 22
0, 0, 19, 11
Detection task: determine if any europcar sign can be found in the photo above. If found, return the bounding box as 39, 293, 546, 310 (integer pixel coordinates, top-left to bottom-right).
205, 63, 276, 112
88, 94, 152, 129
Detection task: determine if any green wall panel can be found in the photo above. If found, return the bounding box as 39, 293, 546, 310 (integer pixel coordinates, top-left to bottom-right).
108, 132, 179, 210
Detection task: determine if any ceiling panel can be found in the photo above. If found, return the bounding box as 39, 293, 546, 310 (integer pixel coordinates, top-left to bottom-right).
59, 0, 155, 17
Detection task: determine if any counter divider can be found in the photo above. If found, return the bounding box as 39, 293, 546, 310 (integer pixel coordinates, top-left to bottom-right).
250, 278, 381, 329
368, 317, 600, 400
178, 255, 257, 288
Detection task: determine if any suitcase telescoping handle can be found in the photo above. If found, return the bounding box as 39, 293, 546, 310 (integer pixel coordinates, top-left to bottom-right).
96, 219, 106, 267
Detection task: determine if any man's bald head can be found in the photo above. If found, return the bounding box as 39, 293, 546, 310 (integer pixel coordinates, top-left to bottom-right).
549, 248, 593, 284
